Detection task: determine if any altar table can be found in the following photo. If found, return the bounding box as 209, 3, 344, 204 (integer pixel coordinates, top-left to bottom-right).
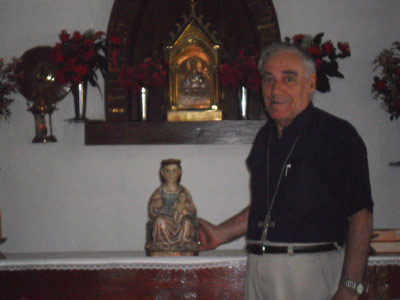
0, 250, 399, 300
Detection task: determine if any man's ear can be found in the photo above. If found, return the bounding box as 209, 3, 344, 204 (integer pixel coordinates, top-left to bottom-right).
309, 73, 317, 92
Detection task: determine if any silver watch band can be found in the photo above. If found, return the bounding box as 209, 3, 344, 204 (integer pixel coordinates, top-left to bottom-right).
341, 279, 363, 294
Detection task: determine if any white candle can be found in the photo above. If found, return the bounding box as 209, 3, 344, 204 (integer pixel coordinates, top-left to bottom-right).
0, 209, 2, 238
140, 87, 148, 121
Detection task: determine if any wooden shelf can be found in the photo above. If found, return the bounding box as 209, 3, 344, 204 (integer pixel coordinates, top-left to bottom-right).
85, 120, 265, 145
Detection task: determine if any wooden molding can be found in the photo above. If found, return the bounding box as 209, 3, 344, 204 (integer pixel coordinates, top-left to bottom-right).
85, 120, 265, 145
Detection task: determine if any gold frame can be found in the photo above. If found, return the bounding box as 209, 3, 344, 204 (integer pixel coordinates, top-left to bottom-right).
167, 20, 221, 121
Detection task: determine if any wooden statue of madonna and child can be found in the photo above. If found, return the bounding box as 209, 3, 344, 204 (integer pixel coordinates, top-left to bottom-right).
146, 159, 199, 256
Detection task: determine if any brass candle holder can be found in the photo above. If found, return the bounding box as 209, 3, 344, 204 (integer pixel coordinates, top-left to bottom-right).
28, 101, 57, 143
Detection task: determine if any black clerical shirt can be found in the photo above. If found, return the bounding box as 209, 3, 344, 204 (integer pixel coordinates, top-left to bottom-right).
246, 103, 373, 243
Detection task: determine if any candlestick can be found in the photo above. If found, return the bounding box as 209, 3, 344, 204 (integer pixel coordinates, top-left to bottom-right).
0, 209, 2, 238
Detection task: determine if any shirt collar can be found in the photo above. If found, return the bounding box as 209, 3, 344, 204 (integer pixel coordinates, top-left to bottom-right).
267, 102, 315, 138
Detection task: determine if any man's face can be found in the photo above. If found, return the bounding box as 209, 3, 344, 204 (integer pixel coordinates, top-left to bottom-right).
261, 51, 316, 125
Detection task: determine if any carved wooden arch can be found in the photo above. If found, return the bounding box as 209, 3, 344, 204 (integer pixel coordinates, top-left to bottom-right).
104, 0, 281, 122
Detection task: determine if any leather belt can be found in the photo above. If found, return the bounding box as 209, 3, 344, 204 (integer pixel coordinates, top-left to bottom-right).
246, 243, 338, 255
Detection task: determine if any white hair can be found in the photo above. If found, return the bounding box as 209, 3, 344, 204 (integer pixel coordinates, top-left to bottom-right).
257, 42, 316, 78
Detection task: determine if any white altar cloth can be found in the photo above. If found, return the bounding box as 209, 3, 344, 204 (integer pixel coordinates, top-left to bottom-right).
0, 250, 399, 271
0, 250, 247, 271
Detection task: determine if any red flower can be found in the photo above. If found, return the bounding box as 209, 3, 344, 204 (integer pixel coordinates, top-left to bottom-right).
307, 46, 322, 58
74, 64, 89, 75
338, 42, 350, 56
65, 57, 78, 66
315, 58, 323, 70
72, 31, 82, 42
235, 49, 257, 72
118, 57, 167, 92
95, 31, 105, 38
321, 41, 334, 55
83, 50, 96, 62
53, 52, 64, 63
372, 42, 400, 119
247, 70, 261, 92
119, 67, 141, 93
83, 39, 94, 48
54, 69, 66, 84
375, 79, 387, 91
219, 48, 260, 90
0, 58, 17, 120
395, 98, 400, 111
70, 42, 80, 53
110, 36, 123, 46
59, 30, 69, 43
151, 71, 166, 88
286, 33, 351, 93
69, 64, 88, 84
219, 64, 243, 88
51, 29, 106, 86
292, 34, 305, 44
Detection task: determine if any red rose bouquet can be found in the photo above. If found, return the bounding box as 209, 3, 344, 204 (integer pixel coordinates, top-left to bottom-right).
0, 58, 18, 121
285, 32, 351, 93
219, 49, 261, 92
51, 29, 107, 89
119, 56, 167, 93
372, 41, 400, 120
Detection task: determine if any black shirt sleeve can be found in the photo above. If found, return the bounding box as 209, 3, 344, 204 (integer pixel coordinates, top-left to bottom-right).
321, 118, 374, 217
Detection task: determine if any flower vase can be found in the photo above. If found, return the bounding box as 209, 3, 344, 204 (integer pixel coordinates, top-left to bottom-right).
70, 81, 88, 122
238, 86, 248, 120
140, 86, 148, 121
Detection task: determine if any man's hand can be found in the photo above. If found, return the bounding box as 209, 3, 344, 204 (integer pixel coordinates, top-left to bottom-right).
198, 206, 249, 251
198, 218, 220, 250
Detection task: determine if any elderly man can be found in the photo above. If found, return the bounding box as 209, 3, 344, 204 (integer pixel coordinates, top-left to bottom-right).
198, 43, 373, 300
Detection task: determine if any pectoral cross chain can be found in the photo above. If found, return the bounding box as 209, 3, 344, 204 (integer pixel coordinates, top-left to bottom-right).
259, 213, 275, 242
259, 133, 300, 243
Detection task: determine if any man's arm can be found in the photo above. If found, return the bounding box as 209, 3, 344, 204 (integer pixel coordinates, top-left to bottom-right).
332, 208, 373, 300
198, 206, 249, 250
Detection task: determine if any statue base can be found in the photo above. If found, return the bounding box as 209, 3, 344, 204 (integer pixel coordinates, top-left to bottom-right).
146, 250, 199, 257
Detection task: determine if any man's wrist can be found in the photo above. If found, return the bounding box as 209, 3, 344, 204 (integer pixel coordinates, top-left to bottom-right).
340, 278, 364, 295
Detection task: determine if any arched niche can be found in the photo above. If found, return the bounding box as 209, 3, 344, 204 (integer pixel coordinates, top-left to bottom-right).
85, 0, 280, 145
104, 0, 280, 122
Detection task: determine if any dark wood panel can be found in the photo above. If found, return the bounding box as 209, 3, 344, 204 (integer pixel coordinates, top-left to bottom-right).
0, 268, 246, 300
85, 120, 265, 145
363, 265, 400, 299
1, 264, 400, 300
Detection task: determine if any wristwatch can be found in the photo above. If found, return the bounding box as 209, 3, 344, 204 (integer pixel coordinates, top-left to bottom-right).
341, 279, 364, 294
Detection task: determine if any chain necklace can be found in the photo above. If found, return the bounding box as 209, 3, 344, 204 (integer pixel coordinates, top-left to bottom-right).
259, 132, 301, 244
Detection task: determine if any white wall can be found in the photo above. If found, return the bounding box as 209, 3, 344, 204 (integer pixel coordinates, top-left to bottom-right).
0, 0, 399, 253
